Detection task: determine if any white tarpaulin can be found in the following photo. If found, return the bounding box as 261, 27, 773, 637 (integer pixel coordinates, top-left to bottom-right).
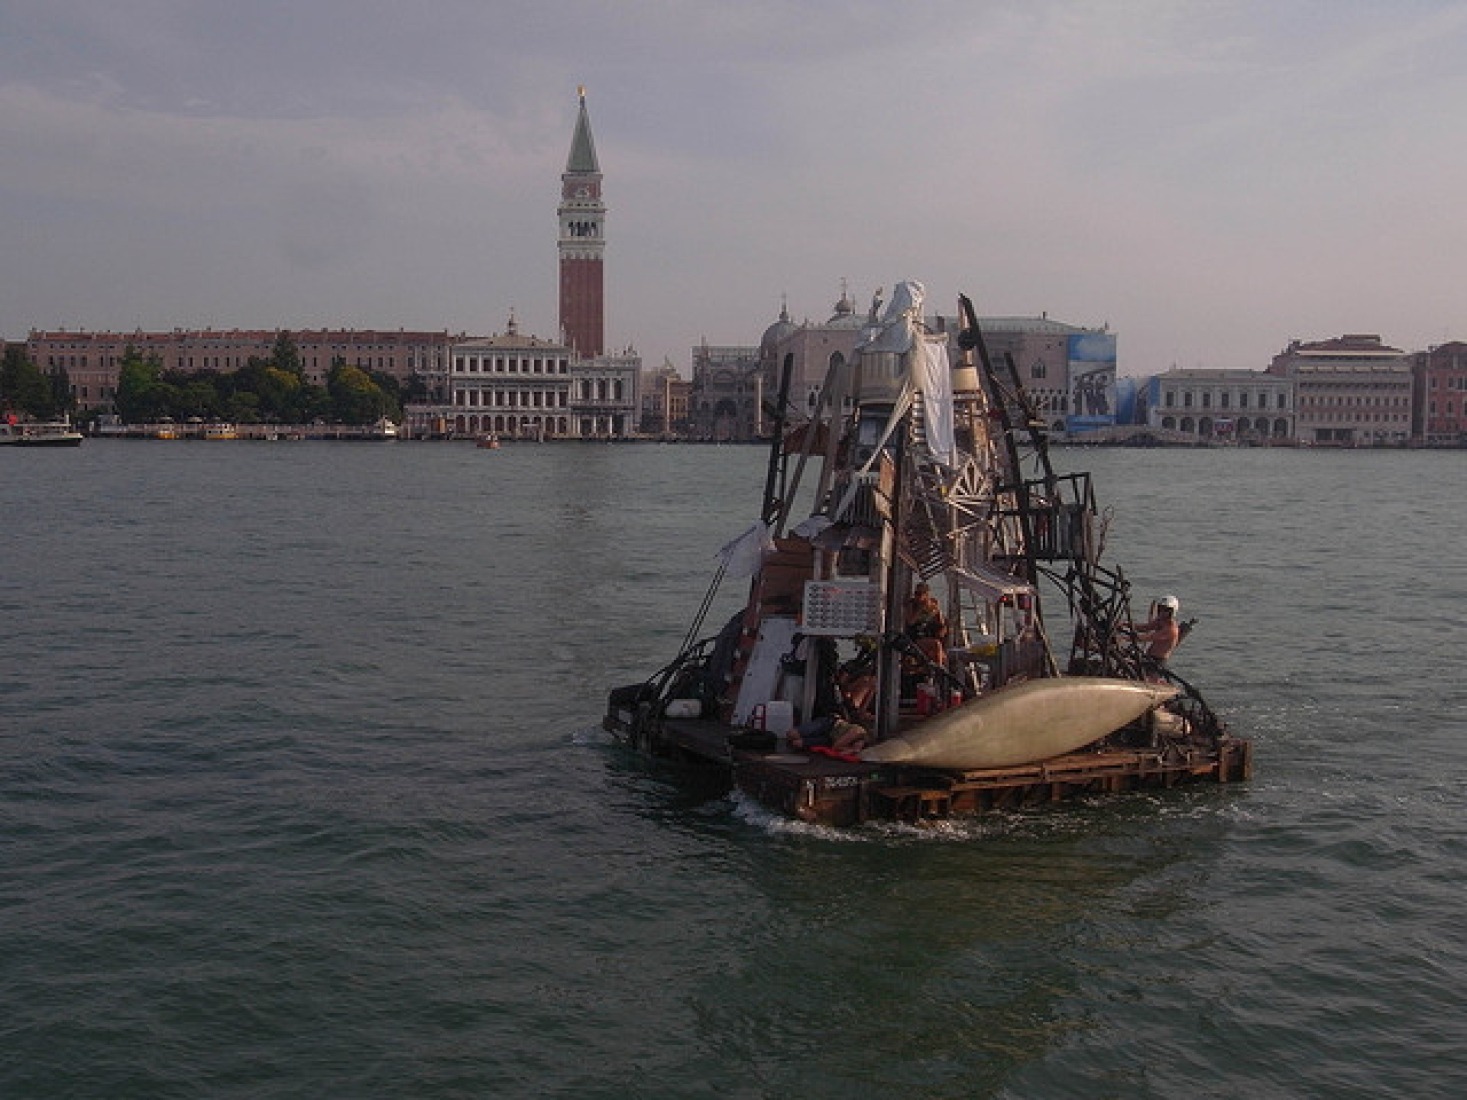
716, 521, 775, 578
858, 281, 926, 354
915, 332, 955, 466
854, 280, 956, 467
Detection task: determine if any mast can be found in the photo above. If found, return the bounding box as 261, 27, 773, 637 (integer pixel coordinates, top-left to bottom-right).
760, 353, 794, 528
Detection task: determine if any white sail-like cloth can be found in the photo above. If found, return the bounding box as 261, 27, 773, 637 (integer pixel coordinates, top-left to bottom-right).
914, 331, 955, 466
855, 280, 956, 467
716, 521, 775, 578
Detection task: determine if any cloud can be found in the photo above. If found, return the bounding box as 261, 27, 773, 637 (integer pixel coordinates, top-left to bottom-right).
5, 1, 1467, 368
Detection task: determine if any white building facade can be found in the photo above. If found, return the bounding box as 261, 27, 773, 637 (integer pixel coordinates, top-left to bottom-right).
1146, 368, 1294, 441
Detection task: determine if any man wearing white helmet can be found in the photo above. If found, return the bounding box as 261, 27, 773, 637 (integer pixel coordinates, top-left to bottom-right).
1135, 595, 1182, 667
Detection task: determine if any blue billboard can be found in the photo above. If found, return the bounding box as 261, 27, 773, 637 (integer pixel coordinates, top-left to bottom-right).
1066, 332, 1118, 433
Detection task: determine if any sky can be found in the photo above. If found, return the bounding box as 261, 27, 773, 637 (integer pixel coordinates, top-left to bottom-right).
4, 0, 1467, 377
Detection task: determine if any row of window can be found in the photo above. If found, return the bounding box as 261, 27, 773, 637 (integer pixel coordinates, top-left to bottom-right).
455, 390, 567, 409
1299, 395, 1409, 407
47, 353, 433, 372
456, 414, 570, 433
1305, 412, 1409, 423
453, 355, 570, 375
1162, 391, 1290, 410
451, 378, 629, 407
1158, 416, 1292, 434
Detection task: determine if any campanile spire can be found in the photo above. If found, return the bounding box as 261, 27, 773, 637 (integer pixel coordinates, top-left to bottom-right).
558, 86, 605, 358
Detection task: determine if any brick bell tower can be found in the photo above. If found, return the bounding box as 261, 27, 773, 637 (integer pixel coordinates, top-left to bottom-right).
558, 86, 605, 359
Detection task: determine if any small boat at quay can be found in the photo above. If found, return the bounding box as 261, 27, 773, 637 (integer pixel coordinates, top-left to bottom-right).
604, 282, 1251, 826
365, 417, 399, 441
0, 418, 84, 447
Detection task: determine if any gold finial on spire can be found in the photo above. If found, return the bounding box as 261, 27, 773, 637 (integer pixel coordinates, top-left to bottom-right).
578, 84, 586, 100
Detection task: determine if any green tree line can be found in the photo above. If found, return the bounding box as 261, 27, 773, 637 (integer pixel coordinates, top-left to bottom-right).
112, 333, 417, 425
1, 346, 72, 420
5, 332, 422, 426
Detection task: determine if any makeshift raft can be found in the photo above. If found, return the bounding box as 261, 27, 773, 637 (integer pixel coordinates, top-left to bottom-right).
604, 281, 1252, 827
605, 708, 1252, 827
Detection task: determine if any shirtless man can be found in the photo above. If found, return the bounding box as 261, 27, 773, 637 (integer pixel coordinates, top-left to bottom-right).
1135, 595, 1182, 664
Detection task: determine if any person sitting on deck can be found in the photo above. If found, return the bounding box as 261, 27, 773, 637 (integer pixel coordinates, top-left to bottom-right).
833, 637, 878, 726
786, 639, 879, 753
785, 715, 870, 754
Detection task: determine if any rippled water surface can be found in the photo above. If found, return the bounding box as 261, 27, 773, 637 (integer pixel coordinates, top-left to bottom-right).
4, 441, 1466, 1098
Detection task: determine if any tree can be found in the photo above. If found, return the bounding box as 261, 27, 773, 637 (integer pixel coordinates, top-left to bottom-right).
114, 346, 167, 423
327, 360, 388, 424
1, 346, 63, 419
258, 366, 302, 421
177, 379, 221, 419
366, 369, 404, 421
227, 391, 261, 424
270, 331, 303, 377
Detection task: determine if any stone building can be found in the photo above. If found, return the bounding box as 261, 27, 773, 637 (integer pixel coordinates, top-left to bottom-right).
1413, 341, 1467, 446
717, 290, 1119, 441
640, 360, 692, 437
1146, 368, 1294, 441
1268, 334, 1413, 445
765, 289, 870, 428
405, 314, 571, 439
688, 340, 764, 441
28, 328, 451, 412
570, 346, 641, 438
957, 315, 1116, 433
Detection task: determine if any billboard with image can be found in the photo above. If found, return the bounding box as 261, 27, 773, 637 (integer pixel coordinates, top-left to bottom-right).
1065, 331, 1118, 433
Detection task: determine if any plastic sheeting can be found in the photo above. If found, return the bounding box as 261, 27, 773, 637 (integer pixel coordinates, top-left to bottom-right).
855, 280, 956, 467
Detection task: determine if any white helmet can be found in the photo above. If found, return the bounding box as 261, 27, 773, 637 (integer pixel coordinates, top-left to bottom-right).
1158, 594, 1180, 613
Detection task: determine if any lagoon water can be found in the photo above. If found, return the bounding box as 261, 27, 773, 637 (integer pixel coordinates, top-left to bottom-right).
4, 439, 1466, 1098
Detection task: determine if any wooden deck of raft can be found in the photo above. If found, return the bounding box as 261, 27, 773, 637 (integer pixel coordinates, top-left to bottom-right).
617, 716, 1253, 827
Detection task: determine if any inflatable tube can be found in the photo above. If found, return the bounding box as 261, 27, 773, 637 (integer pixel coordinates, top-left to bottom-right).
860, 676, 1178, 770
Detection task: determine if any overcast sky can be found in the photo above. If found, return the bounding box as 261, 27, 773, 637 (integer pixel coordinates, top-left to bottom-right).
4, 1, 1466, 376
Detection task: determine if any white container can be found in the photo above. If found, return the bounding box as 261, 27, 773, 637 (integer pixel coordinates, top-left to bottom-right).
757, 700, 793, 732
665, 698, 702, 718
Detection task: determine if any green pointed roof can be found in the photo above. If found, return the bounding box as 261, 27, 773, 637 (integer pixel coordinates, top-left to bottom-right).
566, 87, 599, 174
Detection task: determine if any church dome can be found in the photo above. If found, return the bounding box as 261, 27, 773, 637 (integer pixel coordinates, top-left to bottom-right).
825, 286, 865, 329
759, 301, 797, 359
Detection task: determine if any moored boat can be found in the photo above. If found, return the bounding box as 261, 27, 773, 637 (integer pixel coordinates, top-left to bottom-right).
365, 417, 400, 441
604, 282, 1251, 826
0, 418, 84, 447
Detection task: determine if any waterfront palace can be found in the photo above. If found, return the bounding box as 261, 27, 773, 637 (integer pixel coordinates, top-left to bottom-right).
14, 88, 1467, 447
652, 295, 1464, 447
